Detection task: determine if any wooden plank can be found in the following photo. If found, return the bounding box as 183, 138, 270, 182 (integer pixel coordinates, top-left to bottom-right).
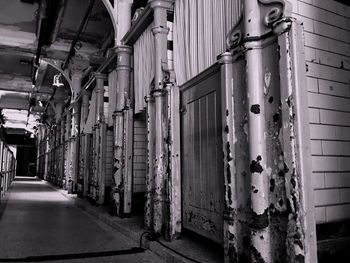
193, 99, 201, 208
200, 95, 209, 210
181, 68, 223, 243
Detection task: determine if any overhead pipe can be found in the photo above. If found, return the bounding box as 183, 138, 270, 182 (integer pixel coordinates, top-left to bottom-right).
29, 0, 48, 118
32, 0, 48, 86
50, 0, 67, 43
61, 0, 95, 71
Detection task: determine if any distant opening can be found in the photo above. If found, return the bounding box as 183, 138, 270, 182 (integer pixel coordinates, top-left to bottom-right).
2, 127, 36, 177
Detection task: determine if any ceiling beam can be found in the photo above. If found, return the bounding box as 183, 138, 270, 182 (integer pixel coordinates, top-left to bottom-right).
0, 27, 36, 51
49, 0, 67, 43
0, 46, 34, 58
0, 74, 33, 93
0, 96, 29, 110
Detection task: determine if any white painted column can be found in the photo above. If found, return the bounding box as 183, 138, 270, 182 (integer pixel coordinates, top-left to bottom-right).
114, 0, 133, 45
95, 73, 107, 204
149, 0, 174, 236
65, 110, 72, 192
80, 89, 91, 197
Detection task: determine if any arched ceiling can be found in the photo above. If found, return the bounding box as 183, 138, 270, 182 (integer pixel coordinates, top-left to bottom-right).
0, 0, 114, 133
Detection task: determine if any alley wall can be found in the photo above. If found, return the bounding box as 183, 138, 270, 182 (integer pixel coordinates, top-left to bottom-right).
290, 0, 350, 223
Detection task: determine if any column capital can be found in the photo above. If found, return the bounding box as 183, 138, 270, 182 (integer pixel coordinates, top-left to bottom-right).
68, 54, 90, 75
218, 52, 233, 65
148, 0, 174, 10
81, 89, 91, 96
81, 89, 91, 106
114, 45, 132, 71
93, 72, 108, 80
112, 45, 132, 55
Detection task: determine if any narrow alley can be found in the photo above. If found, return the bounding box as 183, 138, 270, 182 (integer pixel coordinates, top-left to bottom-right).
0, 0, 349, 262
0, 176, 162, 263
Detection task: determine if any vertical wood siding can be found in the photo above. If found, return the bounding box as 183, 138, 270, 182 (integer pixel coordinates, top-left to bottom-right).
133, 113, 147, 193
173, 0, 242, 85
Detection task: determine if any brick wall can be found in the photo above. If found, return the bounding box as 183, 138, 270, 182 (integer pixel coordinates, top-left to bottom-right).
133, 113, 147, 193
290, 0, 350, 223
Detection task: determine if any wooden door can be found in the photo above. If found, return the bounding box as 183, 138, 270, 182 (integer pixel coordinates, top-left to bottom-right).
181, 66, 224, 244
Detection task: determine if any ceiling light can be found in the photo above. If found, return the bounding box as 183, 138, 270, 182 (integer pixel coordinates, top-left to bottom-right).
53, 74, 64, 87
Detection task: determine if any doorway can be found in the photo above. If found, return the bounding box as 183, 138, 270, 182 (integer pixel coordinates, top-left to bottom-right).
180, 65, 224, 244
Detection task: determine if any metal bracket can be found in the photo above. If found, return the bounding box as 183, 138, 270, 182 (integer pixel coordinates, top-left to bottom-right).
226, 0, 287, 53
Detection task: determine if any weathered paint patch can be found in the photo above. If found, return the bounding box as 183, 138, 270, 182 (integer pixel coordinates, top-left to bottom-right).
250, 155, 264, 174
250, 104, 261, 114
273, 112, 280, 122
250, 208, 269, 230
270, 178, 275, 192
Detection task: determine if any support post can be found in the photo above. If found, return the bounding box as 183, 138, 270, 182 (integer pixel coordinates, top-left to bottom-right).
123, 106, 133, 214
278, 20, 317, 263
55, 102, 64, 186
92, 123, 97, 199
149, 0, 174, 235
218, 53, 240, 263
50, 125, 56, 183
55, 121, 61, 185
44, 127, 50, 181
70, 71, 83, 193
115, 0, 133, 45
80, 90, 91, 197
95, 73, 107, 204
60, 116, 65, 188
112, 46, 132, 216
242, 0, 272, 261
65, 110, 72, 192
72, 102, 81, 193
145, 95, 155, 228
166, 83, 181, 240
224, 0, 317, 261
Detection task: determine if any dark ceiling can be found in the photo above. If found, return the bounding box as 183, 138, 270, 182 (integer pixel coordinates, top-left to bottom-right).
0, 0, 114, 132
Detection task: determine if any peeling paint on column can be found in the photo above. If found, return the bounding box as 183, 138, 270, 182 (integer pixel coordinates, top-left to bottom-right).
149, 0, 174, 236
111, 46, 132, 216
250, 104, 261, 114
277, 21, 317, 262
112, 111, 124, 215
250, 156, 264, 174
166, 83, 182, 240
219, 53, 239, 263
144, 95, 155, 229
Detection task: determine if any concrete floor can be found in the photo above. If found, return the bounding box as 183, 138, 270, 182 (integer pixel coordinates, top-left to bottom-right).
0, 177, 163, 263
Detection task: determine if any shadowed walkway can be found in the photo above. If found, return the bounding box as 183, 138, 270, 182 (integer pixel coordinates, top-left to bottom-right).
0, 177, 162, 263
